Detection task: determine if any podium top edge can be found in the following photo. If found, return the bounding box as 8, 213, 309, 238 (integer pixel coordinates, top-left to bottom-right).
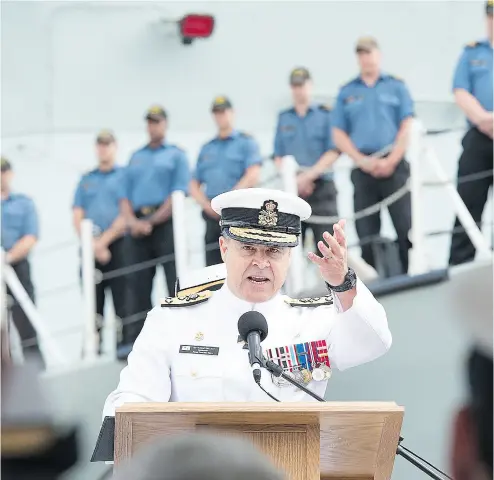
116, 402, 404, 414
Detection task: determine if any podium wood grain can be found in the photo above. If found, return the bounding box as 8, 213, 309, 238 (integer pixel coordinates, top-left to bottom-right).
115, 402, 404, 480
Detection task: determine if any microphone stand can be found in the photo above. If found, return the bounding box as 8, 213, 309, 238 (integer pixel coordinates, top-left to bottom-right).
263, 359, 451, 480
264, 359, 326, 402
396, 438, 449, 480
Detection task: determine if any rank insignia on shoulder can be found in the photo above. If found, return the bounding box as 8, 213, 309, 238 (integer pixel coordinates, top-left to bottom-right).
466, 41, 479, 48
160, 291, 212, 307
389, 74, 404, 82
319, 104, 332, 111
240, 131, 252, 137
284, 294, 333, 307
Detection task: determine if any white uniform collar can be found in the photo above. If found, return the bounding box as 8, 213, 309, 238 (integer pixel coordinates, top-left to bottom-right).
214, 282, 284, 318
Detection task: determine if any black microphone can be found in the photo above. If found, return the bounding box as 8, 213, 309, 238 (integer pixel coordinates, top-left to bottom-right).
237, 311, 268, 384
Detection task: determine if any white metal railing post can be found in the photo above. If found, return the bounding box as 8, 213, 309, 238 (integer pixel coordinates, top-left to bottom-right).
407, 119, 429, 275
2, 262, 66, 366
81, 219, 98, 360
172, 190, 188, 291
281, 155, 304, 296
424, 147, 492, 261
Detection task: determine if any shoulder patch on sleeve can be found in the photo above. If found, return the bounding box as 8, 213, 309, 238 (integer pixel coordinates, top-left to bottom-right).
466, 41, 479, 48
284, 294, 333, 307
160, 290, 212, 308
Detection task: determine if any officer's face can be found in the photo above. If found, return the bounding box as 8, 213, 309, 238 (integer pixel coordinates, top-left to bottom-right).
147, 119, 166, 142
96, 142, 116, 164
291, 81, 312, 104
213, 109, 234, 130
219, 237, 291, 303
0, 171, 12, 191
357, 49, 381, 74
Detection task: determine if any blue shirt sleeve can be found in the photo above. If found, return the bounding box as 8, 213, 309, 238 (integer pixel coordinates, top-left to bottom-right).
117, 165, 131, 201
192, 148, 205, 184
22, 198, 39, 239
72, 178, 85, 209
273, 114, 285, 157
332, 89, 348, 132
243, 137, 262, 169
397, 81, 415, 122
325, 111, 337, 151
453, 48, 471, 93
172, 150, 191, 194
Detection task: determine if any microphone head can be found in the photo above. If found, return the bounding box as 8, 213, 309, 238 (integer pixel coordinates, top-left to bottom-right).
238, 311, 268, 342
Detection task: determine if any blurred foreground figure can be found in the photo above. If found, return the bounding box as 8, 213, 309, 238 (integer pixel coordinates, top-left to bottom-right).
1, 324, 78, 479
451, 349, 493, 480
113, 433, 284, 480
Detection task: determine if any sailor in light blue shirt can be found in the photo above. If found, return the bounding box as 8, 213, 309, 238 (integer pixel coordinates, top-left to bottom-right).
332, 36, 414, 275
449, 1, 494, 266
72, 130, 129, 352
117, 106, 191, 354
190, 96, 262, 266
273, 67, 341, 252
1, 157, 42, 364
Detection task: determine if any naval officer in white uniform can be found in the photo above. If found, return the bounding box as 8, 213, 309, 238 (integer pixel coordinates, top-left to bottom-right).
103, 188, 391, 416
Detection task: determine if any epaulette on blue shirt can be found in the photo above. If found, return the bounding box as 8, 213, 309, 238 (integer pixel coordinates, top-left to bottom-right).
318, 104, 332, 111
465, 41, 481, 49
387, 74, 404, 82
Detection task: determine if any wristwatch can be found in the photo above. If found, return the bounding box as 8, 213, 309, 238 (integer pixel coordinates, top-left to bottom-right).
326, 267, 357, 293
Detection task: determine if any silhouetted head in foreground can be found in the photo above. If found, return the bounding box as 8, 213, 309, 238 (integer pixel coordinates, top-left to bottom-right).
114, 432, 285, 480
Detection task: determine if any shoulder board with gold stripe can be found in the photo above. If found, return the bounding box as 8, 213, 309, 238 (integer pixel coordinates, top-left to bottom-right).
389, 74, 404, 82
239, 131, 252, 137
466, 41, 480, 49
284, 294, 333, 307
318, 104, 332, 111
160, 291, 212, 308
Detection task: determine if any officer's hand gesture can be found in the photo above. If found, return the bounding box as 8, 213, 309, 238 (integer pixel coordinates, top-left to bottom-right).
308, 219, 348, 286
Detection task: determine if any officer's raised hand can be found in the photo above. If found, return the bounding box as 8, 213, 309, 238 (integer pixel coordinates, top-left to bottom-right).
308, 219, 348, 286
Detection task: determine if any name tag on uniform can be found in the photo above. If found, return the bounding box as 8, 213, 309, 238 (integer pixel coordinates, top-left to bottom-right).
179, 345, 220, 356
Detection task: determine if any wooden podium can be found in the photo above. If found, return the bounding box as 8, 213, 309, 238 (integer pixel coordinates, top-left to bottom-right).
114, 402, 404, 480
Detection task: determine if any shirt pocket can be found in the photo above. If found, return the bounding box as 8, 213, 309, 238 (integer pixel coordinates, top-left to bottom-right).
154, 152, 175, 174
470, 61, 490, 79
279, 125, 297, 138
379, 93, 400, 107
3, 210, 24, 232
309, 124, 327, 140
343, 96, 364, 122
171, 357, 224, 401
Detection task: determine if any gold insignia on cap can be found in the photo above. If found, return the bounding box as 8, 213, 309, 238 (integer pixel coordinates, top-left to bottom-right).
195, 332, 204, 341
214, 96, 226, 104
148, 105, 163, 114
258, 199, 279, 227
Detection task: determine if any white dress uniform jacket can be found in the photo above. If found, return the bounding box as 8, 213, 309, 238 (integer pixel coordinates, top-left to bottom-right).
103, 277, 391, 417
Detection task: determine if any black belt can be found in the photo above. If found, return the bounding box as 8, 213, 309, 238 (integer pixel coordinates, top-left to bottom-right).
134, 205, 160, 218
